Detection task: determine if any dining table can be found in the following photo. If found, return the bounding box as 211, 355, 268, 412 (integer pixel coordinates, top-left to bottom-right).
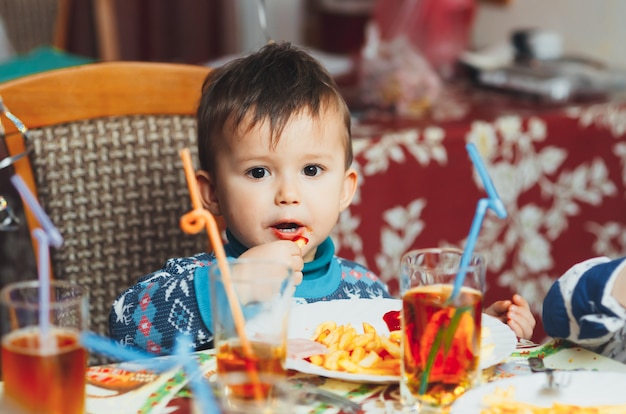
0, 336, 616, 414
2, 298, 626, 414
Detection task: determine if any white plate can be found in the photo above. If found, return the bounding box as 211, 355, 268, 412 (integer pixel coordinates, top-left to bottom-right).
286, 299, 517, 383
451, 371, 626, 413
481, 313, 518, 369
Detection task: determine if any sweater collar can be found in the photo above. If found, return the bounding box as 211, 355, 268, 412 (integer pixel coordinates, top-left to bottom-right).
302, 236, 334, 279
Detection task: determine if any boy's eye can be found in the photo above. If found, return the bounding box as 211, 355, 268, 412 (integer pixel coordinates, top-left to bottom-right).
247, 167, 269, 179
303, 165, 322, 177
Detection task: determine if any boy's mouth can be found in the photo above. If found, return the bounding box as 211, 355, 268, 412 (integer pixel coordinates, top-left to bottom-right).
271, 222, 306, 240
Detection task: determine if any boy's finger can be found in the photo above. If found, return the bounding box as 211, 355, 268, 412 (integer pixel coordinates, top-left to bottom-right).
512, 294, 529, 308
508, 318, 530, 340
492, 300, 512, 314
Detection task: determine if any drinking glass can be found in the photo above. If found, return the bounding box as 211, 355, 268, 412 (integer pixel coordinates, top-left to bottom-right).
399, 248, 485, 413
0, 280, 89, 414
209, 258, 295, 413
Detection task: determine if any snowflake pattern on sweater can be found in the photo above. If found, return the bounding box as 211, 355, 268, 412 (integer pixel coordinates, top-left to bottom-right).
109, 238, 392, 354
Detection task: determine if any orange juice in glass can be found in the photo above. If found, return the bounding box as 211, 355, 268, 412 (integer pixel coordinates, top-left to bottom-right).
209, 259, 295, 413
399, 248, 484, 413
1, 280, 89, 414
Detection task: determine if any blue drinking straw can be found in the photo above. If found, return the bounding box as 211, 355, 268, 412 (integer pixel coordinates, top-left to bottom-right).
174, 335, 220, 414
80, 331, 177, 372
449, 143, 507, 302
81, 331, 220, 411
10, 175, 63, 248
11, 174, 64, 343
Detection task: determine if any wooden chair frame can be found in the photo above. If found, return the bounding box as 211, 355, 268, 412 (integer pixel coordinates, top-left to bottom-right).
1, 60, 211, 249
0, 61, 213, 342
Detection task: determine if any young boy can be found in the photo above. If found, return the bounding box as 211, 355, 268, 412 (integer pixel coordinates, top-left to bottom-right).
543, 256, 626, 363
108, 42, 535, 354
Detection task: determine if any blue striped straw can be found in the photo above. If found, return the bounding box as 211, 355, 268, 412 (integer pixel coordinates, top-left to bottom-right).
449, 143, 507, 302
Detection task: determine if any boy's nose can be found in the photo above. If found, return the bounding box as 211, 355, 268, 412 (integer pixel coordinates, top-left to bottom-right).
275, 178, 301, 205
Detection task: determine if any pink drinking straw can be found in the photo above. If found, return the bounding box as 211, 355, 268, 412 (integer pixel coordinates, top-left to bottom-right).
11, 174, 64, 346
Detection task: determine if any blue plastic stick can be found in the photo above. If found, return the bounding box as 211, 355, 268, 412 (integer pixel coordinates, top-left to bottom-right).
82, 332, 220, 410
32, 229, 52, 339
11, 174, 64, 344
80, 331, 177, 372
466, 144, 507, 219
10, 175, 63, 248
174, 335, 220, 414
449, 143, 508, 302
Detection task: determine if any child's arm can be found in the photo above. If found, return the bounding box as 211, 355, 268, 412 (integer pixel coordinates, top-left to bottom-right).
543, 257, 626, 350
108, 255, 214, 355
484, 294, 536, 340
611, 264, 626, 308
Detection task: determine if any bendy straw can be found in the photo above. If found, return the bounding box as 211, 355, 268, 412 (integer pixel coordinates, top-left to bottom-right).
177, 148, 254, 357
81, 331, 219, 412
174, 335, 220, 414
11, 174, 63, 348
80, 331, 176, 372
449, 143, 507, 302
10, 175, 62, 248
178, 149, 265, 401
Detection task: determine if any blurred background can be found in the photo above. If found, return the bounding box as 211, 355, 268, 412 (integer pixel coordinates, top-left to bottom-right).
1, 0, 626, 345
0, 0, 625, 71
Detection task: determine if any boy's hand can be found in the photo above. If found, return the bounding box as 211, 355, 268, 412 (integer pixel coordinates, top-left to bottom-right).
484, 294, 536, 340
239, 240, 304, 285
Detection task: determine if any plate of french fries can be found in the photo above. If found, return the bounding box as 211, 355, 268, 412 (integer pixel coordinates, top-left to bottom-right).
286, 299, 517, 383
451, 371, 626, 413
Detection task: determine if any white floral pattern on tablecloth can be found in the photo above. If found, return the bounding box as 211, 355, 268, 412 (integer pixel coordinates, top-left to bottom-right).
334, 101, 626, 342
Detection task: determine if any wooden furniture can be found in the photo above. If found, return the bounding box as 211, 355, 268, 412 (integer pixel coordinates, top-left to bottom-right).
0, 61, 212, 345
0, 0, 120, 60
0, 0, 70, 54
93, 0, 120, 61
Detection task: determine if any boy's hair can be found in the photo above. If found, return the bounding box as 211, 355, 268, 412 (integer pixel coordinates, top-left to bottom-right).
196, 42, 352, 176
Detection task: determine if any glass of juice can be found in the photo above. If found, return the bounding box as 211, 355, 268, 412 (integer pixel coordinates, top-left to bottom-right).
209, 259, 295, 413
0, 280, 89, 414
399, 248, 485, 413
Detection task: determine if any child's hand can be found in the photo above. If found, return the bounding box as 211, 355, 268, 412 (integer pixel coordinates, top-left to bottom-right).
484, 294, 536, 340
239, 240, 305, 285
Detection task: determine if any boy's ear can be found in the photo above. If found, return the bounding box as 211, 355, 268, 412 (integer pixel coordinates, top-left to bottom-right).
196, 170, 221, 216
339, 167, 358, 212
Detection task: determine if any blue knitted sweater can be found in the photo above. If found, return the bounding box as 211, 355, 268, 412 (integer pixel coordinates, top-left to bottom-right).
108, 232, 392, 354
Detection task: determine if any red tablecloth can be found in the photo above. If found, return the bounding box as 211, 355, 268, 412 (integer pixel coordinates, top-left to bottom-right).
334, 84, 626, 342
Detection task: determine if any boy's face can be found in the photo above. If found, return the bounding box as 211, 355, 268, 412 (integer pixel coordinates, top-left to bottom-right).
198, 104, 357, 262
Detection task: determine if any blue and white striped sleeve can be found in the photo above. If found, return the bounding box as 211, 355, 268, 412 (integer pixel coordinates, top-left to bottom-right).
543, 256, 626, 360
